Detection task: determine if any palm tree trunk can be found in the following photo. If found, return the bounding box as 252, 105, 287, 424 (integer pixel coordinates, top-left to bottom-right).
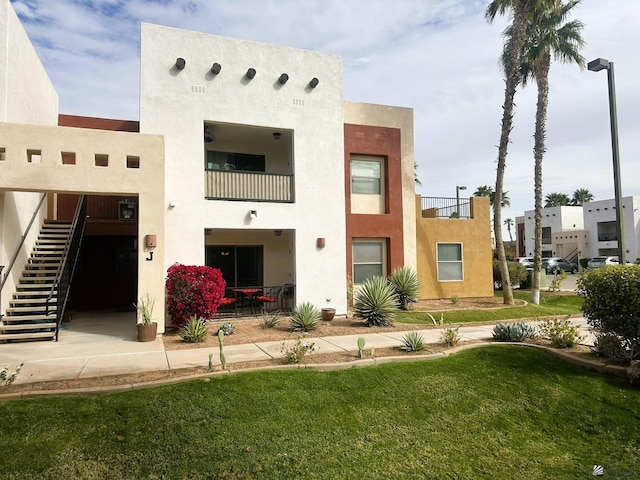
531, 54, 550, 305
494, 2, 530, 306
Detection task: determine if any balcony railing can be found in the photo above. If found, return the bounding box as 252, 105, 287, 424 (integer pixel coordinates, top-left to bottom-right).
205, 170, 294, 202
598, 233, 617, 241
421, 197, 471, 219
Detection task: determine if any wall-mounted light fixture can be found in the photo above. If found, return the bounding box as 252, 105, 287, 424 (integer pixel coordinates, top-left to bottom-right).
211, 62, 222, 74
278, 73, 289, 85
309, 77, 319, 88
272, 132, 282, 140
145, 235, 157, 249
274, 230, 282, 236
118, 198, 137, 220
246, 68, 256, 79
168, 201, 176, 209
249, 210, 258, 219
175, 57, 186, 70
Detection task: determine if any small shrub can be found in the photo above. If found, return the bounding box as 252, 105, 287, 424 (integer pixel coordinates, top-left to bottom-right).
441, 327, 460, 347
290, 301, 321, 332
492, 260, 528, 289
354, 276, 398, 327
388, 266, 421, 310
401, 331, 426, 352
426, 312, 444, 326
281, 335, 316, 363
492, 322, 536, 342
260, 306, 281, 329
547, 269, 567, 292
357, 337, 366, 359
0, 363, 23, 391
217, 321, 235, 336
538, 316, 583, 348
179, 316, 208, 343
451, 295, 459, 305
591, 332, 634, 366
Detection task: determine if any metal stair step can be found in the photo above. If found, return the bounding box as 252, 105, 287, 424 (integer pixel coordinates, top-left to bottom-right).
2, 314, 57, 322
0, 332, 56, 341
10, 297, 55, 306
1, 322, 57, 331
6, 305, 57, 314
17, 282, 55, 290
13, 291, 57, 299
24, 263, 60, 270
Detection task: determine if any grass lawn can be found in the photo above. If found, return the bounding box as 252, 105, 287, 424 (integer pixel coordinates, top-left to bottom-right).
1, 346, 639, 479
396, 291, 583, 324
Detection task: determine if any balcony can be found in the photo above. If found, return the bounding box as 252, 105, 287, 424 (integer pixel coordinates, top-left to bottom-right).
598, 233, 617, 241
421, 197, 471, 219
205, 170, 294, 202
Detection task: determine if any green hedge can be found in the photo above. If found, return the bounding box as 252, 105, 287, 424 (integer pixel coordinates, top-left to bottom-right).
492, 260, 528, 289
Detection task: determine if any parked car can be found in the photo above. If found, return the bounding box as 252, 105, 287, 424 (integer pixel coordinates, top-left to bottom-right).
587, 256, 619, 269
515, 257, 534, 269
541, 257, 578, 274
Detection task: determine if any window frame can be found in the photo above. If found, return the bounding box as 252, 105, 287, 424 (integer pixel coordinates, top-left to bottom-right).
351, 157, 382, 195
436, 242, 464, 282
352, 239, 386, 285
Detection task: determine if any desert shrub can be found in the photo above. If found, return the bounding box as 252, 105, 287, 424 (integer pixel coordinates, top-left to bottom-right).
179, 316, 208, 343
492, 260, 528, 290
166, 264, 226, 327
441, 327, 460, 347
290, 301, 320, 332
591, 332, 634, 366
354, 276, 398, 327
451, 295, 459, 305
548, 269, 567, 292
1, 363, 23, 391
280, 335, 316, 363
217, 322, 235, 336
401, 331, 426, 352
260, 306, 281, 329
577, 265, 640, 359
538, 316, 583, 348
492, 322, 536, 342
388, 266, 421, 310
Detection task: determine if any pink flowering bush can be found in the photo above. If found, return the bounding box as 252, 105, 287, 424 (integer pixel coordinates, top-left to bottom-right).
166, 264, 226, 327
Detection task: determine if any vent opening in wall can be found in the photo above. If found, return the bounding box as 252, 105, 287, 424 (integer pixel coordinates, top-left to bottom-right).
191, 85, 206, 94
292, 98, 304, 106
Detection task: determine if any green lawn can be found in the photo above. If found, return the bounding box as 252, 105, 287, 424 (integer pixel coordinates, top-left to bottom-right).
396, 291, 583, 324
1, 346, 638, 479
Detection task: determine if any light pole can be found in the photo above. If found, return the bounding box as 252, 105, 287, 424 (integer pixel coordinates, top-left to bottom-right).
456, 185, 467, 218
588, 58, 625, 264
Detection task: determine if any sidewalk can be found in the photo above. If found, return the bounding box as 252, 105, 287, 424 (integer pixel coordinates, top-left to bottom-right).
0, 312, 593, 386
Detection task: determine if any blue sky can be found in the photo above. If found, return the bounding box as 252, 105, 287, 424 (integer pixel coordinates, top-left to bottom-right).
10, 0, 640, 229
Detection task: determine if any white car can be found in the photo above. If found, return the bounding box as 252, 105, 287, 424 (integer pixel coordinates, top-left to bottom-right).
515, 257, 534, 269
587, 256, 619, 269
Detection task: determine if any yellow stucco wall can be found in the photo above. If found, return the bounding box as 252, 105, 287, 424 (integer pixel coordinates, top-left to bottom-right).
416, 195, 494, 299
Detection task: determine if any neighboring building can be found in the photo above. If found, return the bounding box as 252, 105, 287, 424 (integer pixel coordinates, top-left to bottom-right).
0, 0, 492, 342
515, 196, 640, 265
417, 196, 493, 299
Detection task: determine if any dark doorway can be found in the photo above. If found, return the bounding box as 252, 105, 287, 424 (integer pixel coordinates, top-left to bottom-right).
206, 246, 264, 287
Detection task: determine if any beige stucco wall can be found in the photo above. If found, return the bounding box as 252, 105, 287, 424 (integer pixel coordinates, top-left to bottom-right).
140, 23, 348, 314
0, 121, 167, 331
343, 101, 416, 271
416, 195, 493, 299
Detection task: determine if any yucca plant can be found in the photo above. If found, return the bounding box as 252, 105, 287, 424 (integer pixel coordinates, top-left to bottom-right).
354, 276, 398, 327
260, 306, 281, 329
388, 266, 421, 310
179, 316, 208, 343
290, 301, 321, 332
401, 331, 426, 352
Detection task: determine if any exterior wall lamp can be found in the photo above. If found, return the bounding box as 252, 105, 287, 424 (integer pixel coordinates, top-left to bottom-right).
309, 77, 319, 88
272, 132, 281, 140
249, 210, 258, 219
211, 62, 222, 74
175, 57, 186, 70
246, 68, 256, 79
278, 73, 289, 85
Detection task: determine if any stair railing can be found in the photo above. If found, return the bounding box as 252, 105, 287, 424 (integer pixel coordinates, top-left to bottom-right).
46, 195, 87, 341
0, 193, 47, 318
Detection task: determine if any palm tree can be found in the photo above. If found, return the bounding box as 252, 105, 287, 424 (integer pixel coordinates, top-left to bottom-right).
473, 185, 511, 208
544, 192, 572, 207
486, 0, 551, 305
504, 218, 514, 242
414, 162, 422, 186
503, 0, 585, 305
571, 187, 593, 205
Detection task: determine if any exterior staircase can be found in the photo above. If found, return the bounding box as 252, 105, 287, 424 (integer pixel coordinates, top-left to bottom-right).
0, 223, 71, 342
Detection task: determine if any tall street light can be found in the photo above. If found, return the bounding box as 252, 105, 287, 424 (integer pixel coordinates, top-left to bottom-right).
456, 185, 467, 218
588, 58, 625, 264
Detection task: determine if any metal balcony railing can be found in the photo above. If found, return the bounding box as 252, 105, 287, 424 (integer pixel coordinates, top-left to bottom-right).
205, 170, 294, 202
421, 197, 471, 219
598, 233, 617, 241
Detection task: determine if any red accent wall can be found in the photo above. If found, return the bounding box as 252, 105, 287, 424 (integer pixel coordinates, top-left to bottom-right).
58, 114, 139, 132
344, 124, 404, 278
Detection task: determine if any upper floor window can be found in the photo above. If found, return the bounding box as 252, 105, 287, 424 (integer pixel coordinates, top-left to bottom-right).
437, 243, 463, 282
206, 151, 265, 172
351, 158, 381, 194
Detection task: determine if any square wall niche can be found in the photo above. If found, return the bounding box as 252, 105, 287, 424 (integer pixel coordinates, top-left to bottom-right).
95, 154, 109, 167
126, 155, 140, 168
27, 149, 42, 163
61, 152, 76, 165
0, 147, 5, 161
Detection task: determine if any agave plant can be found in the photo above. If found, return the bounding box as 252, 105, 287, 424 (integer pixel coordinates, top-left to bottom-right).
388, 266, 421, 310
290, 301, 321, 332
354, 276, 398, 327
179, 316, 208, 343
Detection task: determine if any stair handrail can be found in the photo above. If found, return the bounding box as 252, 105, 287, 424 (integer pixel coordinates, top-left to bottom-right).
46, 195, 87, 340
0, 193, 47, 315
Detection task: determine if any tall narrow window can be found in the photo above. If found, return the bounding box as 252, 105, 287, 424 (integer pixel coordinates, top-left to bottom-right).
351, 158, 381, 194
353, 240, 384, 284
437, 243, 463, 281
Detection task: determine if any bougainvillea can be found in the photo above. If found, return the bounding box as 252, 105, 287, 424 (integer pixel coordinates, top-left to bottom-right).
166, 264, 226, 327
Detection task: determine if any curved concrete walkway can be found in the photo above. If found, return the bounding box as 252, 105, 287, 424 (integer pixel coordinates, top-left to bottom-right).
0, 313, 594, 387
